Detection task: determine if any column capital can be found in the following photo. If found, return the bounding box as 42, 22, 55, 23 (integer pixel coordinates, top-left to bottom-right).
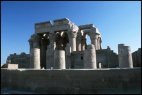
31, 34, 40, 48
32, 34, 40, 42
77, 36, 82, 42
28, 38, 33, 45
68, 31, 78, 38
41, 38, 48, 46
77, 30, 83, 41
90, 34, 97, 39
68, 22, 79, 32
81, 36, 86, 44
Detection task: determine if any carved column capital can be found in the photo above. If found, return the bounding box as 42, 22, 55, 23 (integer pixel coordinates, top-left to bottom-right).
77, 30, 83, 41
68, 31, 78, 38
28, 38, 33, 46
31, 34, 40, 48
32, 34, 40, 41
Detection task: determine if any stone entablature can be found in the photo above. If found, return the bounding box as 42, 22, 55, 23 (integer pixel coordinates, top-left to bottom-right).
35, 18, 78, 34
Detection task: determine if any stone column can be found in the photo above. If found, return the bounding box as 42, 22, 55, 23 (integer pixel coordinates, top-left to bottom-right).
90, 36, 98, 50
76, 31, 82, 51
70, 37, 76, 52
84, 44, 97, 69
28, 38, 33, 68
53, 31, 67, 69
54, 50, 66, 69
68, 31, 77, 52
46, 44, 54, 69
81, 36, 86, 51
32, 34, 41, 69
76, 38, 81, 51
97, 37, 102, 50
118, 44, 133, 68
46, 33, 55, 69
40, 38, 47, 69
65, 43, 71, 69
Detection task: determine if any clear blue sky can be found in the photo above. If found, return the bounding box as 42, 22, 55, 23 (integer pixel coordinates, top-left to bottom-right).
1, 1, 141, 64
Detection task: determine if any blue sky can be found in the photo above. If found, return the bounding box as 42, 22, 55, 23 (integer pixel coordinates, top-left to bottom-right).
1, 1, 141, 64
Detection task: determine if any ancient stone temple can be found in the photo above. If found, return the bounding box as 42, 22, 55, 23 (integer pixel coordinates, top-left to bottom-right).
2, 18, 141, 94
28, 18, 118, 69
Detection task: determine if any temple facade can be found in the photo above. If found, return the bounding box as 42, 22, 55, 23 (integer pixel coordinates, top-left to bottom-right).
2, 18, 138, 69
28, 18, 118, 69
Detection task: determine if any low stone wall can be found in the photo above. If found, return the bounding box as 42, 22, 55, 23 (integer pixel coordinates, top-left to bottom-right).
1, 68, 141, 94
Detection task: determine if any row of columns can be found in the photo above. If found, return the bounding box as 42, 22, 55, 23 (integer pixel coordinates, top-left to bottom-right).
29, 34, 134, 70
84, 43, 134, 69
29, 30, 78, 69
76, 31, 102, 52
29, 34, 98, 69
29, 33, 134, 69
83, 43, 134, 69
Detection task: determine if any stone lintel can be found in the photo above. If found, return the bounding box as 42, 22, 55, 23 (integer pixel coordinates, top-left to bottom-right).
79, 24, 95, 30
35, 21, 52, 27
35, 21, 52, 33
53, 18, 70, 25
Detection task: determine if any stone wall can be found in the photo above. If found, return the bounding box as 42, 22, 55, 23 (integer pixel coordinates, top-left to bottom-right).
1, 68, 141, 94
5, 52, 30, 68
71, 47, 118, 69
71, 51, 84, 68
96, 47, 118, 68
132, 48, 141, 67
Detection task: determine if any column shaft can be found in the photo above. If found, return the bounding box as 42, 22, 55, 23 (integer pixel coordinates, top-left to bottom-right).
40, 43, 46, 69
84, 44, 97, 69
81, 36, 86, 51
29, 48, 33, 68
29, 40, 33, 68
46, 33, 55, 69
32, 48, 40, 69
31, 34, 41, 69
91, 37, 98, 50
76, 36, 82, 51
76, 41, 81, 51
118, 44, 133, 68
65, 43, 71, 69
46, 45, 54, 69
70, 37, 76, 52
54, 50, 66, 69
